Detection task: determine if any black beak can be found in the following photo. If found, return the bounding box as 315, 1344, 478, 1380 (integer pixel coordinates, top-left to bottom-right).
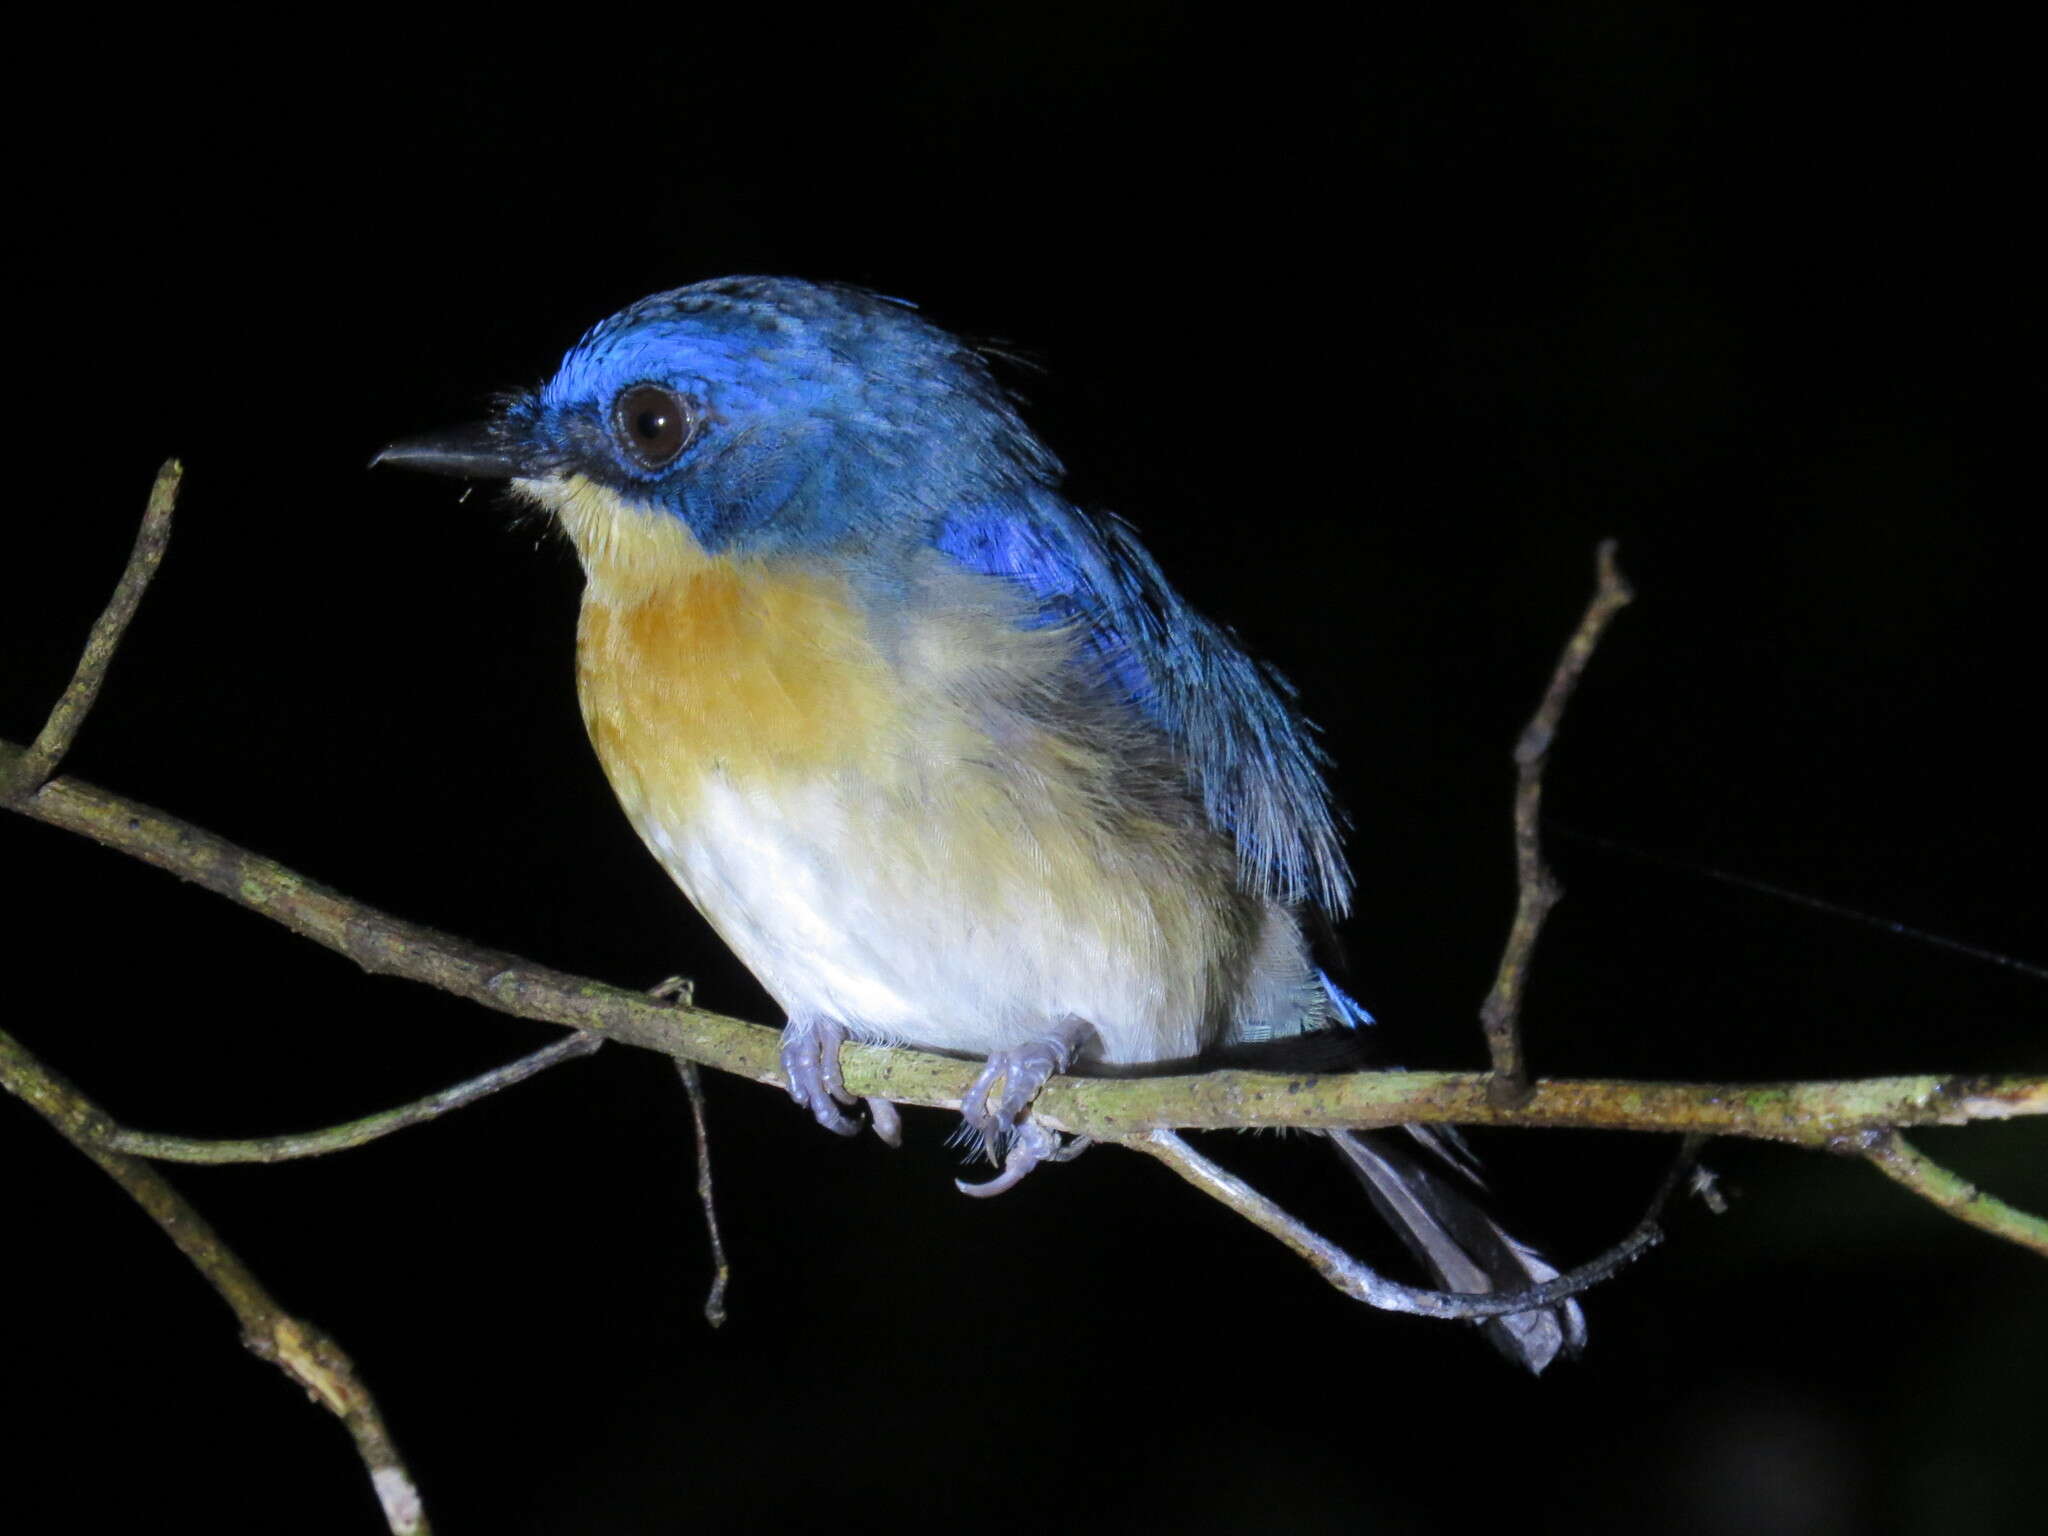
371, 424, 528, 479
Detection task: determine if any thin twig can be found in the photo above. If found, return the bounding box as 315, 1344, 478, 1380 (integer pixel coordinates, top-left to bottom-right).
1136, 1127, 1675, 1317
5, 459, 181, 800
99, 1031, 603, 1163
1479, 539, 1635, 1104
1857, 1129, 2048, 1256
676, 1062, 732, 1326
652, 974, 733, 1326
0, 1030, 431, 1534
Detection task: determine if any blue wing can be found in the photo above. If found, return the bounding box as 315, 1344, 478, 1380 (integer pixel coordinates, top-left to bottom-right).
934, 489, 1352, 916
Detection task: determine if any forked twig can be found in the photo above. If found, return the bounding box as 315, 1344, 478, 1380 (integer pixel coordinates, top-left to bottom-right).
0, 1030, 430, 1536
1137, 1128, 1680, 1320
2, 461, 433, 1532
1479, 539, 1634, 1103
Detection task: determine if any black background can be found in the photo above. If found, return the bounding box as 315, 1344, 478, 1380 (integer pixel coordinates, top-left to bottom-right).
5, 9, 2043, 1534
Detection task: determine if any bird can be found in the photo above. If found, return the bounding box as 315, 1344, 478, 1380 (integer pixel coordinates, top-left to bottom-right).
376, 275, 1584, 1370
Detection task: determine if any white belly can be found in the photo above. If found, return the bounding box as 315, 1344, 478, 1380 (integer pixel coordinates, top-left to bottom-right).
632, 772, 1241, 1064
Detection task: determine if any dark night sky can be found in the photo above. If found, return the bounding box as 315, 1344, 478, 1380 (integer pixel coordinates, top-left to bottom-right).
6, 10, 2043, 1534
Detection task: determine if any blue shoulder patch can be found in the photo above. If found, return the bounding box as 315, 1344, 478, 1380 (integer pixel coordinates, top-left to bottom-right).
934, 490, 1352, 915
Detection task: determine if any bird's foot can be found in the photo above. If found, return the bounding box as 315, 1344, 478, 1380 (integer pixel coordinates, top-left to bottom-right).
779, 1017, 901, 1144
956, 1120, 1092, 1198
954, 1017, 1098, 1196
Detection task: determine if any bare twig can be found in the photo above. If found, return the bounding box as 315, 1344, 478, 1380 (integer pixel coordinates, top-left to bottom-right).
1137, 1128, 1673, 1318
652, 973, 733, 1326
0, 459, 437, 1530
1479, 539, 1634, 1105
6, 739, 2042, 1159
5, 459, 181, 801
97, 1031, 603, 1163
0, 1030, 431, 1535
1857, 1129, 2048, 1255
5, 741, 2043, 1159
677, 1062, 732, 1326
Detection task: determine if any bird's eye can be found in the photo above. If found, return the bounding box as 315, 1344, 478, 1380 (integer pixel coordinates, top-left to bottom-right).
610, 384, 696, 470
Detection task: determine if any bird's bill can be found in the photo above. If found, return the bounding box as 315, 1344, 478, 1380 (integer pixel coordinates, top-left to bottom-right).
372, 424, 526, 479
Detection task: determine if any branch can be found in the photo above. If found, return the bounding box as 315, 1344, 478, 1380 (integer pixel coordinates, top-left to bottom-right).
1478, 538, 1633, 1102
5, 460, 2044, 1464
99, 1030, 604, 1164
659, 972, 733, 1328
4, 461, 436, 1530
677, 1060, 732, 1328
5, 459, 180, 801
1859, 1128, 2048, 1252
0, 1029, 430, 1535
8, 738, 2042, 1233
1137, 1128, 1676, 1318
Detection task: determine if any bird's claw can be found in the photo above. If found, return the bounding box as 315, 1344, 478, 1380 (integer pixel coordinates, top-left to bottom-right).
960, 1025, 1090, 1142
954, 1019, 1097, 1194
780, 1018, 860, 1136
779, 1018, 901, 1143
955, 1121, 1090, 1198
866, 1095, 903, 1147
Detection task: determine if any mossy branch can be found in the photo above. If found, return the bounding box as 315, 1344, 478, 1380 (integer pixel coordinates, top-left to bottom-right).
6, 687, 2043, 1254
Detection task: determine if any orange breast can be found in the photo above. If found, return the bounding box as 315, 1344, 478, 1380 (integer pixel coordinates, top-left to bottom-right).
575, 555, 900, 830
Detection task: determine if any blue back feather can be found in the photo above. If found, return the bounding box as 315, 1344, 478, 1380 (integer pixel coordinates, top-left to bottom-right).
934, 490, 1351, 915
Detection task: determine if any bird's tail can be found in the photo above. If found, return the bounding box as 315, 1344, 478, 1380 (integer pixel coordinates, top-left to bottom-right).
1330, 1127, 1586, 1374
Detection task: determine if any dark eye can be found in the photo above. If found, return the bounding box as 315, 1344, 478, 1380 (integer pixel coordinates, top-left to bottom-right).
610, 384, 696, 469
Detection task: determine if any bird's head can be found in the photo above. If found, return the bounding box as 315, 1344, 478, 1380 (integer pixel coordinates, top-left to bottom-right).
377, 276, 1060, 564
